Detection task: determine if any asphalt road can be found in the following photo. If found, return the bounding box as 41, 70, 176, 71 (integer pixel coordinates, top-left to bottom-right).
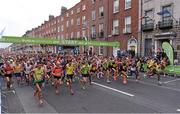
2, 74, 180, 113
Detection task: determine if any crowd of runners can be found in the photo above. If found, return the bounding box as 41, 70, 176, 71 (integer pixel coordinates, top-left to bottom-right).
0, 52, 169, 105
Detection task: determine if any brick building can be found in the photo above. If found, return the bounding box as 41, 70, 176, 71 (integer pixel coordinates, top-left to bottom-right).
24, 0, 139, 56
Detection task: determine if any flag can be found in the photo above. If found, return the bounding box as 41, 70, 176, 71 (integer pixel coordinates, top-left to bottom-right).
0, 27, 5, 39
162, 42, 174, 65
157, 9, 170, 15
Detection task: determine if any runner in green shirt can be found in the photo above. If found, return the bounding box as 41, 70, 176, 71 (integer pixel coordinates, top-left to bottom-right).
31, 62, 45, 106
80, 61, 91, 89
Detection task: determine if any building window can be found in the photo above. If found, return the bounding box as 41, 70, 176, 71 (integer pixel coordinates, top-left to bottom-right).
92, 10, 96, 21
61, 17, 64, 21
92, 0, 96, 4
82, 16, 86, 28
66, 20, 69, 27
91, 25, 96, 38
66, 33, 68, 39
144, 9, 154, 24
99, 23, 104, 32
113, 0, 119, 13
99, 6, 104, 17
113, 19, 119, 35
99, 46, 103, 55
61, 35, 64, 39
82, 30, 86, 38
125, 0, 131, 10
77, 18, 80, 25
66, 12, 69, 17
124, 16, 131, 33
71, 32, 74, 39
71, 10, 74, 15
99, 23, 104, 37
77, 31, 80, 38
58, 27, 60, 32
162, 5, 172, 21
71, 19, 74, 26
82, 4, 86, 11
77, 7, 80, 13
61, 25, 64, 32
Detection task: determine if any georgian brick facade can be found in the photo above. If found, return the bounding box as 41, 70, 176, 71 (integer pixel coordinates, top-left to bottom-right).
24, 0, 139, 56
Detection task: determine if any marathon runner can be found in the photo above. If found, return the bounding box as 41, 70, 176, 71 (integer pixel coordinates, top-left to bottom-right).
80, 61, 90, 89
65, 60, 75, 95
31, 62, 45, 105
3, 61, 14, 90
52, 62, 62, 95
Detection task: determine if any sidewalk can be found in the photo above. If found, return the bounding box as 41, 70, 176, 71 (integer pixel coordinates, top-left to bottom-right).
0, 79, 25, 113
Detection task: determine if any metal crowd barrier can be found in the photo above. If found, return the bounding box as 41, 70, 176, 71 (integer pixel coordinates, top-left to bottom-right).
0, 77, 7, 114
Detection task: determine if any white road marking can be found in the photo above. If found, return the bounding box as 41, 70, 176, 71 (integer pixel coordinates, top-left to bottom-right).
92, 82, 134, 97
177, 109, 180, 112
163, 78, 180, 84
2, 90, 16, 94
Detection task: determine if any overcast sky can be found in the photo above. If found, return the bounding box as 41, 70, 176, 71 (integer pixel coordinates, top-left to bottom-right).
0, 0, 80, 48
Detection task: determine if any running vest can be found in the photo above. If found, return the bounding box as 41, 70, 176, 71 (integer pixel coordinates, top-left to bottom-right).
34, 68, 44, 81
81, 64, 89, 75
4, 65, 13, 74
53, 67, 62, 77
66, 64, 74, 75
14, 65, 21, 73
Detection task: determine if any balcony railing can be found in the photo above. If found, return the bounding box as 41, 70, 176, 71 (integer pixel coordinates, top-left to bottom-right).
142, 22, 154, 32
158, 19, 173, 29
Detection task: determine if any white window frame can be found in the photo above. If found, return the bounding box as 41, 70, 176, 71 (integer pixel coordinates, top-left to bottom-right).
82, 30, 86, 38
77, 7, 80, 13
92, 0, 96, 4
66, 12, 69, 17
125, 0, 131, 10
61, 17, 64, 21
91, 25, 96, 37
82, 4, 86, 11
99, 46, 103, 55
71, 10, 74, 15
77, 18, 80, 25
99, 23, 104, 33
71, 32, 74, 39
124, 16, 131, 33
92, 10, 96, 21
113, 0, 119, 13
66, 20, 69, 27
99, 6, 104, 17
77, 31, 80, 38
71, 19, 74, 26
61, 25, 64, 32
113, 19, 119, 35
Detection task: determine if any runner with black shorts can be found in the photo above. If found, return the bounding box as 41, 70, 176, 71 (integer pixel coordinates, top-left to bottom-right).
52, 62, 62, 95
65, 61, 75, 95
4, 61, 14, 90
80, 61, 90, 89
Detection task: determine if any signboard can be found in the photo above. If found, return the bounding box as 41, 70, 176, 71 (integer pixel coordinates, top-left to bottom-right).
0, 36, 120, 47
162, 42, 174, 65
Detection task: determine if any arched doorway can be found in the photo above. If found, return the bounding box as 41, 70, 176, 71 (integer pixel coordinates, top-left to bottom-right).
127, 37, 138, 55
